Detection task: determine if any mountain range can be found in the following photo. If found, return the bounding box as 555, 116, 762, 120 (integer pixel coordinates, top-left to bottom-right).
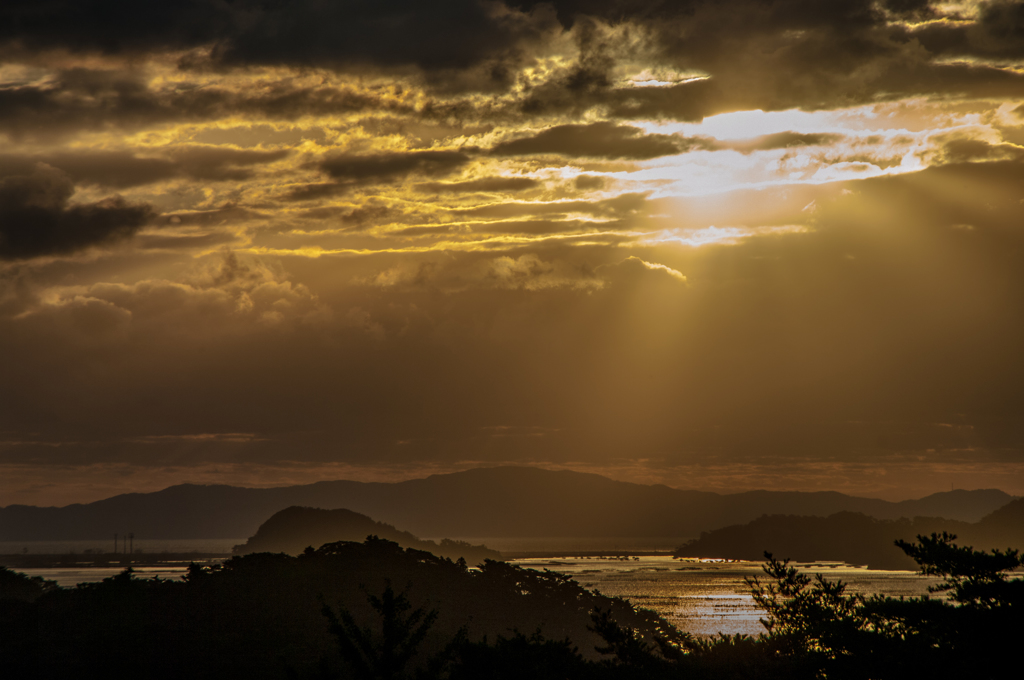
0, 467, 1016, 542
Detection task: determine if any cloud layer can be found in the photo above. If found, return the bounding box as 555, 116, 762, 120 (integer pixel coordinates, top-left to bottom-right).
1, 1, 1023, 504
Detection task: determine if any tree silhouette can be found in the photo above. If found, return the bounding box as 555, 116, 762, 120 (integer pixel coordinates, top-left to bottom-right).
895, 531, 1022, 607
743, 533, 1024, 679
321, 581, 440, 680
0, 566, 57, 602
446, 630, 586, 680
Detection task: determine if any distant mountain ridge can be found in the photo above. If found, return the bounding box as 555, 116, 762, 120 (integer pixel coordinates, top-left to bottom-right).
0, 467, 1016, 542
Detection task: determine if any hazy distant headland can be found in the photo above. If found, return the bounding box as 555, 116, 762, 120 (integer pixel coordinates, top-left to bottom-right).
676, 496, 1024, 569
0, 467, 1016, 545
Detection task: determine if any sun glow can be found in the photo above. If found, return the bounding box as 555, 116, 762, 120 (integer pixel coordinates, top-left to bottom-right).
642, 224, 809, 248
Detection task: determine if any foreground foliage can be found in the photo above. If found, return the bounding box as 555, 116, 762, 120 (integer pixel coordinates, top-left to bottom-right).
1, 533, 1020, 679
744, 532, 1022, 679
0, 537, 667, 679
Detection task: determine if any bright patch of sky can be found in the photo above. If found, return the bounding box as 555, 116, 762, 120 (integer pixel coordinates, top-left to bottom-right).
620, 99, 1015, 197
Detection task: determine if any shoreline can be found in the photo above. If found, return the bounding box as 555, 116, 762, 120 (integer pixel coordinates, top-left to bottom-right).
0, 553, 231, 569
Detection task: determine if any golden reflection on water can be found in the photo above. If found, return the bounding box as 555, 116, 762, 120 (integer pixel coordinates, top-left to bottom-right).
510, 556, 944, 638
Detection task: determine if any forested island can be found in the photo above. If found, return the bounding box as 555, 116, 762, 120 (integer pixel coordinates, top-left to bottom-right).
2, 533, 1021, 679
233, 506, 502, 564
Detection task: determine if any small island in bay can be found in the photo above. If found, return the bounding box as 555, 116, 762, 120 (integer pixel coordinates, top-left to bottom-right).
233, 505, 502, 565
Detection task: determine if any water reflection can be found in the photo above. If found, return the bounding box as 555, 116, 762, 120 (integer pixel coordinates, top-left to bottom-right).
510, 556, 943, 638
16, 566, 194, 587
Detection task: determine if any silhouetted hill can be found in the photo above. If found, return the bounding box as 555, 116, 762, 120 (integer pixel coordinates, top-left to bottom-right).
675, 513, 974, 569
973, 496, 1024, 548
895, 488, 1017, 522
0, 466, 1016, 541
676, 499, 1024, 568
233, 506, 501, 564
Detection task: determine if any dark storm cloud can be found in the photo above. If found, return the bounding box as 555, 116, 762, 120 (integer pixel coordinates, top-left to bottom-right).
416, 177, 540, 193
0, 153, 176, 188
879, 0, 935, 18
280, 183, 351, 202
0, 69, 179, 138
510, 1, 878, 116
165, 146, 291, 182
489, 129, 845, 158
910, 2, 1024, 60
873, 60, 1024, 101
532, 0, 887, 29
0, 165, 155, 260
0, 69, 410, 139
0, 0, 556, 75
0, 0, 231, 54
4, 2, 1023, 138
2, 1, 1024, 126
514, 77, 723, 123
526, 1, 1024, 118
0, 148, 288, 188
284, 150, 475, 201
491, 122, 702, 159
320, 150, 473, 181
520, 0, 1024, 118
214, 0, 556, 74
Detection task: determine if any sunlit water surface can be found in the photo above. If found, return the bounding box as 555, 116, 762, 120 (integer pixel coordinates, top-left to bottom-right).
508, 556, 944, 638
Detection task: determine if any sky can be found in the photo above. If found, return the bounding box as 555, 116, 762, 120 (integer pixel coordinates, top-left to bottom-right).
2, 0, 1024, 507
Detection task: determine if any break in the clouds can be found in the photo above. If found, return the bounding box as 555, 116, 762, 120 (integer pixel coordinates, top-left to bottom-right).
1, 0, 1024, 505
